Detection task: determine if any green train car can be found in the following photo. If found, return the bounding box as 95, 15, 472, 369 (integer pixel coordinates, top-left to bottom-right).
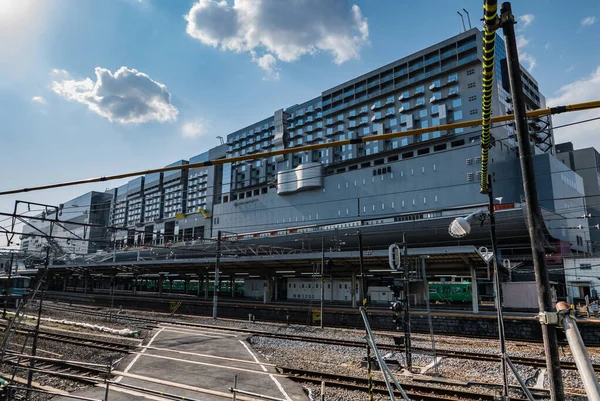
429, 282, 472, 303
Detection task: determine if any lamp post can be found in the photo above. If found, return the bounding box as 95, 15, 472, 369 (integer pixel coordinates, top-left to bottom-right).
449, 176, 509, 399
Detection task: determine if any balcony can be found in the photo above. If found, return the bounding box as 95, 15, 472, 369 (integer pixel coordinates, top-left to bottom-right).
357, 107, 369, 115
371, 101, 383, 110
448, 87, 460, 97
429, 95, 443, 103
429, 82, 440, 90
371, 113, 384, 122
357, 118, 369, 126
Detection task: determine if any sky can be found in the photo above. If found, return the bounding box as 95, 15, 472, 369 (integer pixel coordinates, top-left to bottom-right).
0, 0, 599, 247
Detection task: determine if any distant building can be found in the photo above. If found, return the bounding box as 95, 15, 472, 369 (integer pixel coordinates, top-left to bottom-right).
556, 142, 600, 253
563, 257, 599, 302
20, 191, 113, 256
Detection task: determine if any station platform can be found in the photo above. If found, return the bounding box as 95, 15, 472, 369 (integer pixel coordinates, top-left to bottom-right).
55, 324, 308, 401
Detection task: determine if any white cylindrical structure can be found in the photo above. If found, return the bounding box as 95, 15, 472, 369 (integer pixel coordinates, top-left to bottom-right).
557, 302, 600, 401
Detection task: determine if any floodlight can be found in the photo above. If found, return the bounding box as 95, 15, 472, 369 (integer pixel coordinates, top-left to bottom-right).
448, 209, 487, 239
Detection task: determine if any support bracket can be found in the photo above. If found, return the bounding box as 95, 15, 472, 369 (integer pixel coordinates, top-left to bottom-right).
537, 311, 559, 325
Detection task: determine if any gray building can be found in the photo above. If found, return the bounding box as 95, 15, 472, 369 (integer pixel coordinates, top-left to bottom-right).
21, 28, 590, 267
20, 191, 113, 256
556, 142, 600, 252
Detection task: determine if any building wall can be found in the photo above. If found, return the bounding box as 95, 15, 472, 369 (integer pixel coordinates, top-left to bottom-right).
556, 146, 600, 251
563, 257, 600, 302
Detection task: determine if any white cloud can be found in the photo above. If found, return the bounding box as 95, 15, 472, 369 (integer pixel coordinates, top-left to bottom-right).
581, 16, 596, 27
251, 51, 279, 80
50, 68, 70, 78
516, 35, 535, 71
185, 0, 369, 76
548, 66, 600, 150
518, 14, 535, 28
181, 120, 207, 139
31, 96, 46, 104
51, 66, 178, 124
516, 35, 530, 49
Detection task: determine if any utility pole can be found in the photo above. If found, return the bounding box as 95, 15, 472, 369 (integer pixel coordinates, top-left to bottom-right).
402, 233, 411, 371
320, 236, 325, 329
357, 230, 374, 400
212, 230, 222, 319
27, 220, 54, 397
500, 3, 564, 399
2, 252, 14, 320
487, 176, 509, 399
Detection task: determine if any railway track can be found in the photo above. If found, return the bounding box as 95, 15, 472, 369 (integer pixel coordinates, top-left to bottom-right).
278, 366, 531, 401
21, 302, 597, 373
3, 353, 110, 384
2, 325, 139, 353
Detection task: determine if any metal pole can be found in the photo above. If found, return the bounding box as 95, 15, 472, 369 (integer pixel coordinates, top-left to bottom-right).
2, 252, 14, 320
104, 360, 112, 401
557, 302, 600, 400
501, 3, 564, 399
212, 230, 221, 319
402, 233, 411, 371
421, 256, 438, 375
27, 238, 51, 397
320, 236, 324, 329
320, 381, 325, 401
232, 375, 237, 401
357, 230, 373, 400
487, 176, 509, 399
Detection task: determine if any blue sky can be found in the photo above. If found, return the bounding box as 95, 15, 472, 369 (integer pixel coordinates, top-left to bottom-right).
0, 0, 599, 247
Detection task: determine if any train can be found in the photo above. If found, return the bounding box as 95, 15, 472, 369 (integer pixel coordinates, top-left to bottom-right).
0, 276, 32, 297
429, 282, 473, 303
140, 279, 244, 295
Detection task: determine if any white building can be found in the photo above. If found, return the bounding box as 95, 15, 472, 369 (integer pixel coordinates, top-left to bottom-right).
563, 257, 599, 302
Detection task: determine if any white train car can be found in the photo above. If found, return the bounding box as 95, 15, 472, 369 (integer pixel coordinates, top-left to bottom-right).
244, 279, 268, 299
286, 278, 358, 302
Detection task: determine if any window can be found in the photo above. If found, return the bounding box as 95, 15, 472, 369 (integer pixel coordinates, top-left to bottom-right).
421, 120, 429, 128
467, 82, 476, 88
469, 95, 477, 101
452, 98, 462, 108
448, 73, 458, 82
416, 97, 425, 106
419, 109, 428, 118
431, 92, 441, 101
402, 102, 410, 110
401, 90, 410, 99
580, 263, 592, 270
390, 118, 398, 126
415, 85, 424, 94
449, 86, 459, 95
431, 105, 439, 114
431, 79, 440, 88
470, 109, 479, 115
466, 68, 475, 75
363, 126, 370, 135
454, 110, 463, 120
337, 113, 344, 121
386, 96, 394, 104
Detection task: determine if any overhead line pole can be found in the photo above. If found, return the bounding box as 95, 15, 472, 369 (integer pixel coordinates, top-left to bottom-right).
500, 2, 564, 399
1, 101, 600, 196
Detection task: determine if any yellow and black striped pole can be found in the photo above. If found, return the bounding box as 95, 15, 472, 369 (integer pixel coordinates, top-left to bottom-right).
480, 0, 498, 194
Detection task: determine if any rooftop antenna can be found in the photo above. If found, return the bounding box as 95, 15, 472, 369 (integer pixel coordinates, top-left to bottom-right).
463, 9, 472, 29
457, 11, 466, 33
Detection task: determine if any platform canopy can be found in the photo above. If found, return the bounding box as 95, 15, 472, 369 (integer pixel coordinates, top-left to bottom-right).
24, 245, 492, 279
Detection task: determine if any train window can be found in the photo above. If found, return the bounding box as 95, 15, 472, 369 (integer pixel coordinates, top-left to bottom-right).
339, 284, 342, 289
463, 288, 467, 293
328, 284, 331, 289
444, 288, 451, 293
316, 284, 319, 288
429, 288, 437, 293
454, 288, 461, 293
294, 284, 296, 288
302, 284, 304, 288
345, 284, 348, 289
